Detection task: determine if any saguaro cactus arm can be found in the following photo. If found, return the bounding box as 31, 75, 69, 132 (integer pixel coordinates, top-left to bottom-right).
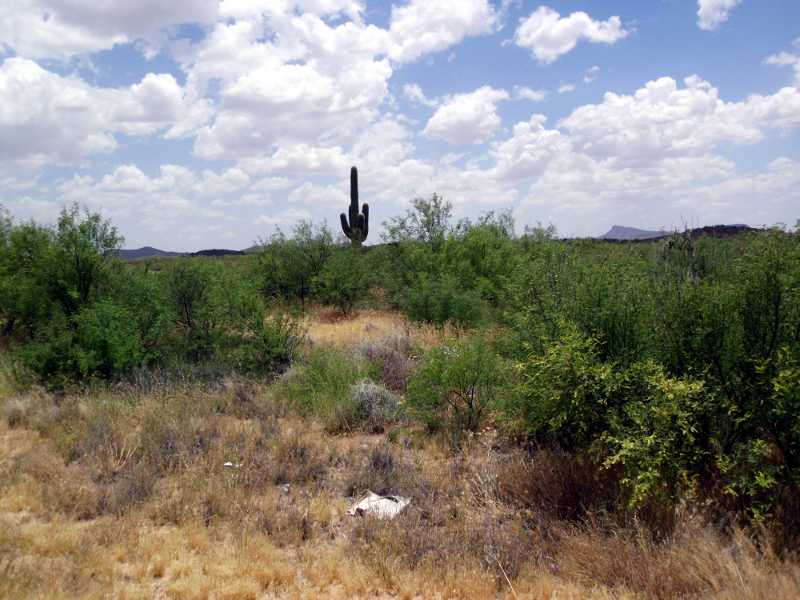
340, 166, 369, 245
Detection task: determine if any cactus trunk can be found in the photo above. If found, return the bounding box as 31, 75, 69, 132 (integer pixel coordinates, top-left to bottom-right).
340, 166, 369, 246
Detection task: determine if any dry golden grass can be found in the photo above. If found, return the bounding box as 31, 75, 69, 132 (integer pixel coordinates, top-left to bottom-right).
303, 308, 456, 350
1, 406, 799, 599
1, 311, 799, 599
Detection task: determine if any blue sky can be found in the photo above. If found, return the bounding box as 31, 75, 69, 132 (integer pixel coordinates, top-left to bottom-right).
0, 0, 798, 250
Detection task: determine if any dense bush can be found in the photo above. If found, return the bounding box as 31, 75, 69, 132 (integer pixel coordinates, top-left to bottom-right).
401, 273, 485, 328
0, 206, 299, 386
379, 196, 514, 327
406, 336, 508, 443
313, 246, 370, 315
251, 220, 332, 307
507, 324, 619, 452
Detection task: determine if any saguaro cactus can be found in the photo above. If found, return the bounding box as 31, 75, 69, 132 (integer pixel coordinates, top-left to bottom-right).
340, 166, 369, 246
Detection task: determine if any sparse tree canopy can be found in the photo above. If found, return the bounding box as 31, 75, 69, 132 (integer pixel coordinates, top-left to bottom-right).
382, 193, 452, 248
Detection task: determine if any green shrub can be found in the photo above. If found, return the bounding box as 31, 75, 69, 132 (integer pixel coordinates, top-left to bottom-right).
402, 274, 484, 328
231, 314, 302, 374
601, 362, 710, 511
508, 324, 619, 452
275, 347, 371, 432
73, 301, 146, 379
406, 336, 507, 444
47, 205, 122, 316
17, 310, 79, 390
313, 246, 370, 315
163, 258, 296, 374
0, 220, 53, 336
166, 259, 220, 361
251, 220, 332, 307
442, 218, 518, 308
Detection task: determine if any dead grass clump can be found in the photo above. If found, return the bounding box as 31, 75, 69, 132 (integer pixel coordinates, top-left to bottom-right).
471, 510, 542, 583
346, 493, 540, 593
254, 494, 314, 547
305, 308, 453, 350
101, 459, 157, 516
0, 555, 41, 600
341, 443, 430, 500
4, 399, 26, 429
493, 448, 621, 522
15, 448, 103, 519
218, 377, 289, 420
137, 409, 221, 473
271, 432, 329, 488
380, 349, 413, 391
552, 522, 799, 600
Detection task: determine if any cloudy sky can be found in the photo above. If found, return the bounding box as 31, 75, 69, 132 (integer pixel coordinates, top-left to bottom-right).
0, 0, 798, 250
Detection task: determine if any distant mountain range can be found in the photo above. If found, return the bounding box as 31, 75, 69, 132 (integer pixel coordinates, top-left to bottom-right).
115, 247, 247, 260
116, 224, 762, 260
599, 226, 665, 241
598, 224, 758, 242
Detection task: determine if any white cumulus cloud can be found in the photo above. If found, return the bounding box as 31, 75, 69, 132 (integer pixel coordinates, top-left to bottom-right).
765, 50, 800, 84
514, 86, 547, 102
697, 0, 743, 31
0, 0, 219, 60
387, 0, 497, 63
558, 75, 800, 164
514, 6, 630, 64
424, 86, 510, 145
0, 58, 205, 168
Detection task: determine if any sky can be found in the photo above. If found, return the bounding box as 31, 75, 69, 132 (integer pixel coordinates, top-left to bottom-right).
0, 0, 798, 251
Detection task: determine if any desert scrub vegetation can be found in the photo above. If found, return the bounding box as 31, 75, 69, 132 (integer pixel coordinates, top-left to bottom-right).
0, 205, 301, 388
274, 343, 402, 434
406, 335, 508, 443
2, 201, 800, 597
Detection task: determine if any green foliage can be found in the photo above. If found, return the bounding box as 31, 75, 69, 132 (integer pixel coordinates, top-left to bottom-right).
0, 204, 122, 337
382, 193, 452, 249
401, 273, 485, 328
1, 206, 299, 387
72, 301, 146, 379
231, 314, 302, 374
509, 325, 618, 452
164, 258, 299, 372
17, 310, 79, 390
0, 219, 53, 335
442, 215, 518, 307
47, 205, 122, 316
166, 258, 230, 361
313, 246, 370, 315
602, 363, 709, 510
251, 220, 332, 307
275, 346, 372, 432
406, 336, 507, 443
381, 204, 523, 327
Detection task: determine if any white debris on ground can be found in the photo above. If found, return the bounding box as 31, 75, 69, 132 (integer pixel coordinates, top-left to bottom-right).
223, 461, 242, 468
348, 490, 411, 519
